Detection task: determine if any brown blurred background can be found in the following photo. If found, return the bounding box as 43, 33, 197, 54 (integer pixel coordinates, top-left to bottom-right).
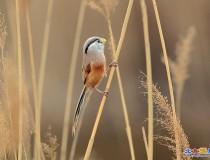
1, 0, 210, 159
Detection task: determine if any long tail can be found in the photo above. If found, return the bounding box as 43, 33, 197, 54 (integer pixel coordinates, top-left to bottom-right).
72, 86, 87, 137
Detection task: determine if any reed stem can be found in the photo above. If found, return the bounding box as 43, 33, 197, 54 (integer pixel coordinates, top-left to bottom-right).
140, 0, 153, 159
151, 0, 180, 159
15, 0, 23, 158
108, 19, 135, 160
37, 0, 54, 159
84, 0, 134, 159
142, 127, 149, 159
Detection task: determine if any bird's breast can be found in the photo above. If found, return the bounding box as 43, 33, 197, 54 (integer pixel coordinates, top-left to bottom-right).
85, 63, 105, 88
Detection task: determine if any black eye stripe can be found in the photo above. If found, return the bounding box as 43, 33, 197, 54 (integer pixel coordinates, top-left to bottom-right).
85, 38, 99, 54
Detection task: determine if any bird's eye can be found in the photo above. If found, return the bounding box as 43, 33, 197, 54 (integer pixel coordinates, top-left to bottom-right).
98, 40, 101, 43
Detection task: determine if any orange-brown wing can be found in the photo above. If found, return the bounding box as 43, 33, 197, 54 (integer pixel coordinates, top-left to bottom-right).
82, 63, 91, 85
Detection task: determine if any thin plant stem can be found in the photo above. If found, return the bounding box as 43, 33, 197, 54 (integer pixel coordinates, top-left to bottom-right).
142, 127, 149, 159
15, 0, 23, 159
140, 0, 153, 159
36, 0, 54, 159
107, 19, 135, 160
25, 6, 47, 160
60, 0, 87, 159
151, 0, 180, 159
84, 0, 134, 159
116, 65, 135, 160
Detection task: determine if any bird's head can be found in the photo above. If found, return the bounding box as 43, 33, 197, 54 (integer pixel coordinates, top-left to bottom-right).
83, 36, 106, 55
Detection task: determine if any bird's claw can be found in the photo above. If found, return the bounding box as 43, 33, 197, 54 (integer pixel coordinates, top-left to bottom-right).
103, 91, 109, 96
109, 61, 118, 68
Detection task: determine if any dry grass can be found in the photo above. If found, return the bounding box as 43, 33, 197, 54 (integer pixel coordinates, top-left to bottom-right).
0, 53, 33, 160
1, 8, 34, 160
84, 0, 134, 159
0, 0, 201, 159
87, 0, 118, 23
163, 27, 196, 120
140, 73, 190, 160
0, 14, 17, 158
0, 109, 10, 159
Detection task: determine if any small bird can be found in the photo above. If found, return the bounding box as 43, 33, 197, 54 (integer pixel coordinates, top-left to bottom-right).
72, 36, 117, 136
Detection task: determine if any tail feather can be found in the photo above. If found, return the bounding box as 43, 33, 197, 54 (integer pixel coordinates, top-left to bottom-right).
72, 86, 87, 137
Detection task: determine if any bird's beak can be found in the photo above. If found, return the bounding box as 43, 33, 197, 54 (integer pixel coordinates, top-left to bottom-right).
100, 38, 106, 45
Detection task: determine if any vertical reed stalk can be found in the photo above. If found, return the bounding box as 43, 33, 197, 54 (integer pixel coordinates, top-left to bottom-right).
25, 5, 46, 160
84, 0, 134, 159
37, 0, 54, 159
142, 127, 149, 159
107, 19, 135, 160
140, 0, 153, 159
151, 0, 180, 159
15, 0, 23, 159
60, 0, 87, 159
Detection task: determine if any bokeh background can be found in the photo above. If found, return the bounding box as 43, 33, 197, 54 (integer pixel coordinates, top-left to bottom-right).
1, 0, 210, 159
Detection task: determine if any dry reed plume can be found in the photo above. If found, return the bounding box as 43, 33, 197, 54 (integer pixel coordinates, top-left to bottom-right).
0, 11, 33, 160
140, 73, 190, 160
0, 53, 33, 160
163, 27, 196, 120
0, 108, 10, 159
87, 0, 118, 21
42, 126, 59, 160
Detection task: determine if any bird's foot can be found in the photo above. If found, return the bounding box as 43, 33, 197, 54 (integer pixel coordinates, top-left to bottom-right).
103, 91, 109, 97
108, 61, 118, 68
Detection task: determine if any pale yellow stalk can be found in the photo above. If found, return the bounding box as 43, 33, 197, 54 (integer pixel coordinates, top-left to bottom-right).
84, 0, 134, 159
15, 0, 23, 159
140, 0, 153, 159
37, 0, 54, 159
60, 0, 87, 159
142, 127, 149, 159
108, 19, 135, 160
151, 0, 180, 159
25, 6, 47, 160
